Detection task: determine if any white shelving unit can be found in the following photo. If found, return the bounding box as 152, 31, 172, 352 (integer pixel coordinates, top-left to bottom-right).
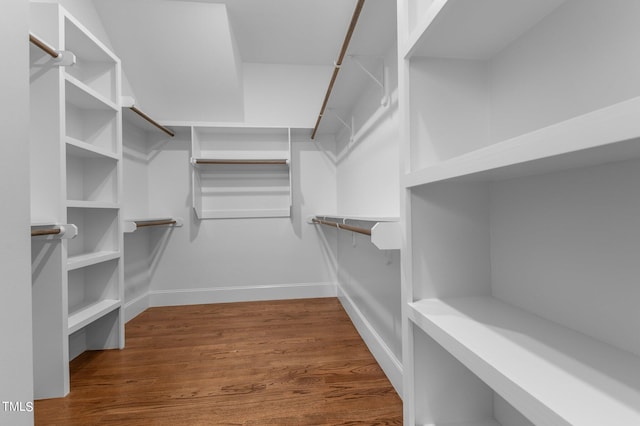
29, 2, 123, 399
398, 0, 640, 424
189, 125, 292, 219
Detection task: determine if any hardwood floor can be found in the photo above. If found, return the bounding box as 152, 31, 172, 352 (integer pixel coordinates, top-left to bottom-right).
35, 298, 402, 425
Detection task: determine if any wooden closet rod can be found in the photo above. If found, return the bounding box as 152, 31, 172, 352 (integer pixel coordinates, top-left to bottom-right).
129, 106, 175, 137
31, 228, 61, 237
29, 33, 59, 59
312, 218, 372, 236
195, 159, 288, 165
135, 220, 177, 228
310, 0, 365, 140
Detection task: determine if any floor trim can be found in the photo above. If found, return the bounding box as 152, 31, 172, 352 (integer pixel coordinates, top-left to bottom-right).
337, 284, 403, 398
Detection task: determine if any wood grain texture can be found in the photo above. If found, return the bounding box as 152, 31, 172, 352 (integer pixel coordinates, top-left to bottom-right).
35, 298, 402, 425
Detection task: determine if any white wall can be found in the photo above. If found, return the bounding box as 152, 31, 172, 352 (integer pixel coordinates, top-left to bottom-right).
333, 45, 403, 395
1, 1, 34, 424
144, 131, 338, 305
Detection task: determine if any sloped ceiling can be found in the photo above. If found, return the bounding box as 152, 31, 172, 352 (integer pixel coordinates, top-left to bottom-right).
93, 0, 362, 123
94, 0, 244, 122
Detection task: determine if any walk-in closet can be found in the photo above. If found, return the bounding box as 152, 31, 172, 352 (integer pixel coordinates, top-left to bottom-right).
2, 0, 640, 424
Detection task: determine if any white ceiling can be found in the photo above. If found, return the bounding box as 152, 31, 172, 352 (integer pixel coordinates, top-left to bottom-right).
203, 0, 359, 65
92, 0, 395, 125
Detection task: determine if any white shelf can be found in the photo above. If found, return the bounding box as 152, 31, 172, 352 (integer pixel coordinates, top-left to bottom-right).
65, 74, 118, 111
314, 214, 400, 223
68, 299, 120, 335
197, 208, 290, 220
66, 136, 119, 160
404, 0, 566, 59
409, 296, 640, 426
404, 96, 640, 187
67, 251, 120, 271
123, 217, 184, 233
67, 200, 119, 209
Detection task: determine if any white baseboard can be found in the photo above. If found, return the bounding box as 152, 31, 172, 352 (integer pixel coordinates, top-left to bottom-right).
148, 281, 337, 307
124, 292, 150, 323
337, 285, 403, 399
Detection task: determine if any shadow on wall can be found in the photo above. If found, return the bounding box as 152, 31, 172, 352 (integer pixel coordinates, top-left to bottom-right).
290, 131, 337, 240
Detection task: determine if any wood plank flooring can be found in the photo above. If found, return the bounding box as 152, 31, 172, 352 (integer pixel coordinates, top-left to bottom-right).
35, 298, 402, 425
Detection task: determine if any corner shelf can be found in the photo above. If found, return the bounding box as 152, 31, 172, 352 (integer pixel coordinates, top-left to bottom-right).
309, 215, 401, 250
190, 125, 292, 219
409, 297, 640, 425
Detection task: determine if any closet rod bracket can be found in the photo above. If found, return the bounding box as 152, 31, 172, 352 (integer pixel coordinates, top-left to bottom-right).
52, 51, 77, 67
349, 55, 389, 107
29, 32, 76, 66
328, 109, 354, 143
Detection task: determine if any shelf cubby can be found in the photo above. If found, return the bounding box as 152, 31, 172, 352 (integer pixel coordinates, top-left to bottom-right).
409, 296, 640, 425
67, 258, 120, 334
192, 126, 289, 160
65, 79, 119, 155
408, 155, 640, 424
190, 125, 292, 219
64, 14, 118, 104
66, 145, 118, 204
67, 207, 119, 261
404, 0, 640, 173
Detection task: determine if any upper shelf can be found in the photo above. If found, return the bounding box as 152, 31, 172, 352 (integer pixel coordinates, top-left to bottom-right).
309, 215, 401, 250
409, 296, 640, 425
403, 0, 566, 59
404, 95, 640, 187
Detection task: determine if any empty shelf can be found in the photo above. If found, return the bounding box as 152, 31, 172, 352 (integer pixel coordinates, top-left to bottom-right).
409, 296, 640, 425
68, 299, 120, 334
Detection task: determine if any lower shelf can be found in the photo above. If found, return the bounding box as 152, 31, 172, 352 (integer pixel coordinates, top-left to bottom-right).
196, 208, 290, 219
68, 299, 120, 334
67, 251, 120, 270
409, 296, 640, 426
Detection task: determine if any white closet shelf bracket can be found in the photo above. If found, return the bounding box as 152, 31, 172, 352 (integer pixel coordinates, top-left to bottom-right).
348, 55, 389, 107
29, 32, 76, 66
123, 217, 184, 233
121, 96, 175, 137
328, 109, 354, 143
308, 215, 401, 250
31, 223, 78, 240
